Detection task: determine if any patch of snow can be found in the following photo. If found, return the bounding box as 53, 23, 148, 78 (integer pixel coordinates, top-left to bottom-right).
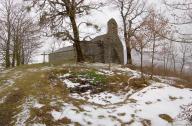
129, 82, 192, 126
0, 68, 14, 74
12, 71, 23, 79
114, 67, 141, 77
15, 97, 45, 126
63, 79, 80, 88
98, 69, 114, 76
0, 79, 15, 93
51, 103, 121, 126
27, 68, 39, 72
156, 76, 187, 86
60, 73, 71, 78
31, 123, 46, 126
34, 102, 44, 109
41, 66, 53, 71
15, 97, 35, 126
5, 79, 15, 85
51, 82, 192, 126
70, 90, 134, 105
0, 96, 7, 104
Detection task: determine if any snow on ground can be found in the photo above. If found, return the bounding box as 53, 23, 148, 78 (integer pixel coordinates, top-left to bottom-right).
32, 124, 46, 126
63, 79, 80, 88
129, 82, 192, 126
70, 90, 134, 105
51, 81, 192, 126
52, 63, 192, 125
59, 73, 71, 78
0, 68, 14, 74
15, 97, 35, 126
114, 67, 141, 77
0, 95, 7, 104
1, 63, 191, 125
98, 69, 114, 76
34, 101, 44, 109
0, 79, 14, 93
40, 66, 53, 71
15, 97, 45, 126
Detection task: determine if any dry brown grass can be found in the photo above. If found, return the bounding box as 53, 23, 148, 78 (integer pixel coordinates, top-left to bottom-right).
0, 89, 25, 126
124, 65, 192, 88
0, 64, 72, 125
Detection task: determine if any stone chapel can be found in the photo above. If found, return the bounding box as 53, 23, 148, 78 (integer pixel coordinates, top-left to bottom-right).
49, 18, 124, 64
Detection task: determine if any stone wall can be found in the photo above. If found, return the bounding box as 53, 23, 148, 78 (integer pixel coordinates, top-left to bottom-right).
80, 41, 104, 63
49, 49, 76, 64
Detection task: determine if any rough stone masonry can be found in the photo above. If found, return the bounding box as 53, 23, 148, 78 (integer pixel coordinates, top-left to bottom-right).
49, 18, 124, 64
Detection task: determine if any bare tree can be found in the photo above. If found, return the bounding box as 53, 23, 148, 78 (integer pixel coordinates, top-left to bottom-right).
164, 0, 192, 43
16, 9, 41, 65
179, 42, 190, 74
177, 103, 192, 126
160, 41, 169, 75
133, 29, 151, 78
0, 0, 14, 68
169, 39, 178, 73
163, 0, 192, 73
111, 0, 146, 64
160, 39, 178, 76
30, 0, 103, 62
0, 1, 42, 68
49, 39, 66, 53
144, 8, 169, 78
164, 0, 192, 25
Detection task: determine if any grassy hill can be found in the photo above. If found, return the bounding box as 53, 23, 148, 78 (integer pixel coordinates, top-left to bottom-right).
0, 63, 191, 126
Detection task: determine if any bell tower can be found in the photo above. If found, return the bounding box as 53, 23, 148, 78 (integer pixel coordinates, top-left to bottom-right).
107, 18, 118, 35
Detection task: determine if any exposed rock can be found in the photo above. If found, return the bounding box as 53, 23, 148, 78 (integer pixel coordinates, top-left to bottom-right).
159, 114, 173, 123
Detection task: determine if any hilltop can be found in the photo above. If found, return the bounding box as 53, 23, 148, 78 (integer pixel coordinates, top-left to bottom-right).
0, 63, 191, 126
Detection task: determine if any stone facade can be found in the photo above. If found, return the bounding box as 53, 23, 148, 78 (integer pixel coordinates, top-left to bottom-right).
49, 18, 124, 64
49, 46, 76, 64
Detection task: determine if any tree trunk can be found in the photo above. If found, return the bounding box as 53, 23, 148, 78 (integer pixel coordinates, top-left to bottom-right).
69, 16, 84, 62
165, 53, 170, 75
12, 41, 16, 67
16, 37, 21, 66
180, 62, 184, 75
124, 20, 132, 64
151, 35, 156, 78
126, 46, 132, 64
140, 48, 143, 78
163, 53, 166, 76
5, 42, 10, 68
172, 55, 176, 73
21, 42, 25, 65
180, 56, 185, 75
5, 12, 11, 68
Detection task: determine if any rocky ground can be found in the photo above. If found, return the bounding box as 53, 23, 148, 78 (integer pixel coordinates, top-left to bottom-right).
0, 63, 191, 126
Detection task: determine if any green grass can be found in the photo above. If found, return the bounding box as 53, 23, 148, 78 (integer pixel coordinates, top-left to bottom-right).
78, 70, 107, 85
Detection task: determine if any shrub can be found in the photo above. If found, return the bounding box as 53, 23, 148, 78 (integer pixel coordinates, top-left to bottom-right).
177, 103, 192, 126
